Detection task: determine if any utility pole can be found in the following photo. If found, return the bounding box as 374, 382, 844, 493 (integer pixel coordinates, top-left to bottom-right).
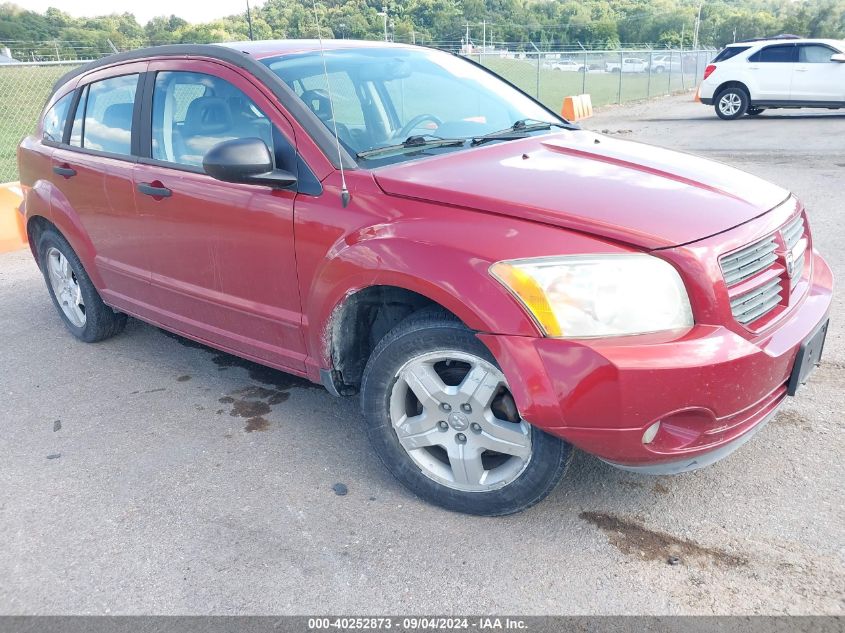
482, 20, 486, 52
693, 3, 702, 50
378, 6, 389, 42
465, 22, 471, 50
246, 0, 254, 41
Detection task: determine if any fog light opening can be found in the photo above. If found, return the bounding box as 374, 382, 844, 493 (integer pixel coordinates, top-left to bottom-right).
642, 421, 661, 445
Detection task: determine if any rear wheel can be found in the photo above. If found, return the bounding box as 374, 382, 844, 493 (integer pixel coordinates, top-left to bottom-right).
360, 311, 572, 516
38, 228, 126, 342
715, 87, 749, 120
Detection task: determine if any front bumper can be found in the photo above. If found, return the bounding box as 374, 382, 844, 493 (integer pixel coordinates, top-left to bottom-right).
479, 251, 833, 469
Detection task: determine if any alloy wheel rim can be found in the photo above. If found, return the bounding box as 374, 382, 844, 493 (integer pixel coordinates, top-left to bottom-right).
720, 93, 741, 116
389, 350, 532, 492
46, 247, 86, 327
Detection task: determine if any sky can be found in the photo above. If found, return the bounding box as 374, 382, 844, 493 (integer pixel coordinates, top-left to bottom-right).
24, 0, 248, 25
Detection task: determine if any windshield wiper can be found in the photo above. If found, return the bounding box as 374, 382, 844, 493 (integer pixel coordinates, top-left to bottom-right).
356, 135, 466, 159
471, 119, 569, 146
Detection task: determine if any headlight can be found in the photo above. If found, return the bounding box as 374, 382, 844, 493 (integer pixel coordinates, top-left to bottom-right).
490, 254, 693, 338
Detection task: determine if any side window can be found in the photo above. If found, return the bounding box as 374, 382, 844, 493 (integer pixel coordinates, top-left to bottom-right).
83, 75, 138, 155
152, 71, 291, 170
798, 45, 835, 63
748, 45, 796, 64
42, 92, 73, 143
712, 46, 750, 62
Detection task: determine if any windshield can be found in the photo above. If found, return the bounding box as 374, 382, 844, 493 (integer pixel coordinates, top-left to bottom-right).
262, 47, 563, 165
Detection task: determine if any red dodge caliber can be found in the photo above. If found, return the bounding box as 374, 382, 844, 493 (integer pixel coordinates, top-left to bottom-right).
18, 41, 833, 515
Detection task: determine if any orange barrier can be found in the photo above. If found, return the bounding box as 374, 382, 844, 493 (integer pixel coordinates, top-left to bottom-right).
694, 86, 701, 102
561, 94, 594, 122
0, 182, 27, 254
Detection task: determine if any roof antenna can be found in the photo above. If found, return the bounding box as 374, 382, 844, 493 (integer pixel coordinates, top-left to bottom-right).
311, 0, 351, 208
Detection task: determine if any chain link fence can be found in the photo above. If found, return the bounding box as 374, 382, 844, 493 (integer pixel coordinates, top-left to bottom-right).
469, 49, 716, 115
0, 61, 82, 182
0, 47, 715, 182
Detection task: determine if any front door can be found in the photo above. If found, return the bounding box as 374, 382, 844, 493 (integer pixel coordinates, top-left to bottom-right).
132, 60, 306, 371
792, 44, 845, 102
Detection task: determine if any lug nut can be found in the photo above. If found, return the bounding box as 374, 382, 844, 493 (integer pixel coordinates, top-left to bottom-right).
440, 403, 452, 412
461, 403, 472, 413
470, 423, 482, 433
455, 433, 467, 444
438, 421, 448, 431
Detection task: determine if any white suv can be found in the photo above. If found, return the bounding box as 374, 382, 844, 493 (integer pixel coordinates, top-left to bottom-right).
698, 37, 845, 119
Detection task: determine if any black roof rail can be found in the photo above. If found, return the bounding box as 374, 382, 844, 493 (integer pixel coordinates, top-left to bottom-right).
738, 34, 802, 43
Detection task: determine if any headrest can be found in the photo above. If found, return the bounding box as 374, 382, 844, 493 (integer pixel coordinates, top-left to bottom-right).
102, 103, 134, 129
183, 97, 233, 135
300, 89, 333, 122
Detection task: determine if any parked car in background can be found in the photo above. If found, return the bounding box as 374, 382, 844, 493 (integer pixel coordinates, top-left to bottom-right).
550, 58, 586, 72
606, 57, 647, 73
699, 37, 845, 119
648, 54, 684, 74
18, 40, 832, 516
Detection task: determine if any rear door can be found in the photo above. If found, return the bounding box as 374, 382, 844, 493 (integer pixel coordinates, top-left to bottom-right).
50, 63, 152, 308
792, 43, 845, 102
132, 59, 307, 371
747, 43, 796, 100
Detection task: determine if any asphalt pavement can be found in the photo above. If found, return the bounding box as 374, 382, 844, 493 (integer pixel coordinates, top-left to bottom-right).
0, 94, 843, 615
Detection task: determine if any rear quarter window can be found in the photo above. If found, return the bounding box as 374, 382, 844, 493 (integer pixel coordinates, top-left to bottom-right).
712, 46, 750, 63
42, 92, 73, 143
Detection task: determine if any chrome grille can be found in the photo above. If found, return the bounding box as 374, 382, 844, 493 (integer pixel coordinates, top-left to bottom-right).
782, 215, 804, 251
782, 214, 806, 282
730, 278, 783, 324
720, 210, 808, 328
720, 236, 778, 285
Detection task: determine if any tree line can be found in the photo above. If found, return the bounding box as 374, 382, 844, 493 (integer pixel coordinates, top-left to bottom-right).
1, 0, 844, 61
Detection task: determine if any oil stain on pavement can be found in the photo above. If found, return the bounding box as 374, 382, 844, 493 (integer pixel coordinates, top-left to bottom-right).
159, 329, 321, 433
580, 511, 747, 568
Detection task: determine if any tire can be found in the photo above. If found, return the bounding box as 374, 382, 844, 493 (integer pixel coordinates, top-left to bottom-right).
37, 228, 127, 342
360, 310, 572, 516
654, 66, 665, 74
715, 87, 749, 120
746, 107, 765, 116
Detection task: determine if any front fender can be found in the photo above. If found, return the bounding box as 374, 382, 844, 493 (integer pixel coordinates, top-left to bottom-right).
297, 176, 634, 371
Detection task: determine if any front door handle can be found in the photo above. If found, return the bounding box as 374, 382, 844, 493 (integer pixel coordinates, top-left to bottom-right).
52, 165, 76, 178
137, 182, 172, 198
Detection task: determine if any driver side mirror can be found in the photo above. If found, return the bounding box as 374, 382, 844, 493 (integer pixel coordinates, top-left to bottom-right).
203, 137, 297, 188
831, 53, 845, 62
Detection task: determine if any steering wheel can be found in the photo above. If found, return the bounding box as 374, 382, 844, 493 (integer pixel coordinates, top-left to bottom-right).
396, 114, 444, 140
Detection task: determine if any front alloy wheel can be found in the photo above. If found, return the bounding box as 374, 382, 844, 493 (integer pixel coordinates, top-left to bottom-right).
361, 310, 572, 515
390, 351, 532, 491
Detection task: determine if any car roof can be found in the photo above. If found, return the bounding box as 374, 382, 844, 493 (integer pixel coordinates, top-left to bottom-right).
215, 39, 417, 59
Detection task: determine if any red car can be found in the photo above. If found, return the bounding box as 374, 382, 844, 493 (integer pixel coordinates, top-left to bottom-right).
18, 41, 832, 515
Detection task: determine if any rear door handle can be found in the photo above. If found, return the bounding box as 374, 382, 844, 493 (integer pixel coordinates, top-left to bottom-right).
52, 165, 76, 178
137, 182, 172, 198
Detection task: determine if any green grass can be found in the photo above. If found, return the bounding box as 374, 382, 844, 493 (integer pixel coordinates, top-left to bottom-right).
478, 57, 699, 115
0, 58, 701, 182
0, 63, 79, 182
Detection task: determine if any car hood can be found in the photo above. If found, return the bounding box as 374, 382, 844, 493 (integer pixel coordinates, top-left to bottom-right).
372, 131, 789, 249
